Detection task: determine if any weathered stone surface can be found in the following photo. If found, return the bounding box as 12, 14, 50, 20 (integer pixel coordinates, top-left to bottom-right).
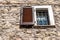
0, 0, 60, 40
0, 37, 3, 40
43, 37, 50, 40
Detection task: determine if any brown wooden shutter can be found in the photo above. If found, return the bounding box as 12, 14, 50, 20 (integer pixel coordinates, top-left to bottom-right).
21, 7, 33, 25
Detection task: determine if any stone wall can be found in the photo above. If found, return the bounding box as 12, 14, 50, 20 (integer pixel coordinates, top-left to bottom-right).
0, 0, 60, 40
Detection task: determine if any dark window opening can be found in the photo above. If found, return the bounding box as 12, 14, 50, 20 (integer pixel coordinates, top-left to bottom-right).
36, 9, 50, 25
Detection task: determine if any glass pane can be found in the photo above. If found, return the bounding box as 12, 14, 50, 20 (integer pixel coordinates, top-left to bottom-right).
36, 9, 49, 25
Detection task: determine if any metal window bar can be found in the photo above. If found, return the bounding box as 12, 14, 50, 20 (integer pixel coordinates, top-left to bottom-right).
36, 10, 49, 25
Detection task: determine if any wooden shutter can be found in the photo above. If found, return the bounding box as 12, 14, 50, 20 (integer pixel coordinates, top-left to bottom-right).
21, 7, 33, 25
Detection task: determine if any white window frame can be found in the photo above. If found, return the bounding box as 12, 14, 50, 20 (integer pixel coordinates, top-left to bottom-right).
32, 5, 55, 26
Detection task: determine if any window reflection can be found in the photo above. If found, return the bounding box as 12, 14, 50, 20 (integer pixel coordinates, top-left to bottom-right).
36, 10, 49, 25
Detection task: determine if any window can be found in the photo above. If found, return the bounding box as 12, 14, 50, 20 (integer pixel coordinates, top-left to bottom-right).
36, 9, 49, 25
32, 5, 55, 26
21, 5, 55, 26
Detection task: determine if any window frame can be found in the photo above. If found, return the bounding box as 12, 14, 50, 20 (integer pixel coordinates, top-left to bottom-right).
32, 5, 55, 26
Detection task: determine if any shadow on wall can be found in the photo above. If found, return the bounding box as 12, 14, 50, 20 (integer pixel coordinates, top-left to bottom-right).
20, 25, 55, 29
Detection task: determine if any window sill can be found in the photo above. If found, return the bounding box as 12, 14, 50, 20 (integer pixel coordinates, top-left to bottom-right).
20, 24, 55, 29
34, 25, 55, 26
33, 25, 55, 28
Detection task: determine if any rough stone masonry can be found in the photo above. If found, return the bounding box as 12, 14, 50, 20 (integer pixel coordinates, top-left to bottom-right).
0, 0, 60, 40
